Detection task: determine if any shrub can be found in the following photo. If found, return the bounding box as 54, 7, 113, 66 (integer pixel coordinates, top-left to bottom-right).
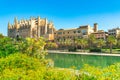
0, 37, 47, 59
1, 53, 120, 79
79, 63, 120, 80
68, 47, 77, 52
18, 37, 47, 59
0, 53, 77, 80
0, 37, 19, 57
45, 42, 58, 50
44, 68, 76, 80
0, 53, 47, 71
89, 48, 101, 52
0, 53, 47, 79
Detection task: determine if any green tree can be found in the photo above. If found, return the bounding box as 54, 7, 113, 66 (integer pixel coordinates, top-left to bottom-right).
96, 39, 105, 52
45, 42, 58, 50
117, 32, 120, 40
88, 34, 96, 48
0, 37, 18, 57
74, 37, 78, 48
76, 38, 88, 52
64, 39, 71, 49
58, 38, 65, 48
18, 37, 47, 59
117, 40, 120, 48
0, 34, 4, 39
116, 32, 120, 48
107, 35, 117, 54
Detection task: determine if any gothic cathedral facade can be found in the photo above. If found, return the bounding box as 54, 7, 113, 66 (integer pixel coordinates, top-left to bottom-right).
8, 17, 56, 40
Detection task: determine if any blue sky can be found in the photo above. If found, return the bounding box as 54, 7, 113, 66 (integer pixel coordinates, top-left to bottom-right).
0, 0, 120, 35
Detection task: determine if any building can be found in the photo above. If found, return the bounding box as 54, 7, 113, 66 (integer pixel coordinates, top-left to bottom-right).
54, 23, 98, 42
92, 30, 108, 40
8, 17, 56, 40
108, 27, 120, 38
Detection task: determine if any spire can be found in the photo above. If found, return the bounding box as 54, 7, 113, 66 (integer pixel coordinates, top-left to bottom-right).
38, 16, 40, 20
14, 17, 19, 29
45, 18, 47, 34
45, 18, 47, 23
38, 16, 41, 26
8, 22, 11, 29
14, 17, 18, 25
49, 21, 53, 25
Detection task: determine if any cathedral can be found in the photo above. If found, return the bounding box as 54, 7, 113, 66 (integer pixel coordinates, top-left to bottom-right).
8, 17, 56, 40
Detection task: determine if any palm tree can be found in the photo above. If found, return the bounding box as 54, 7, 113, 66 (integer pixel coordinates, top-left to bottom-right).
59, 38, 64, 48
76, 38, 88, 52
107, 35, 117, 54
117, 32, 120, 48
96, 39, 105, 52
117, 40, 120, 48
45, 42, 58, 50
64, 39, 71, 49
88, 34, 96, 48
117, 32, 120, 40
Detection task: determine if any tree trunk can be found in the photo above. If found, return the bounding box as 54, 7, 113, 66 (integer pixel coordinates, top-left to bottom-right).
110, 44, 112, 54
101, 46, 102, 53
83, 46, 85, 52
89, 41, 92, 48
81, 46, 83, 52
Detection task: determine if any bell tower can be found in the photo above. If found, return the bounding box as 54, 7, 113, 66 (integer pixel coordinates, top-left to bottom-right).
94, 23, 98, 32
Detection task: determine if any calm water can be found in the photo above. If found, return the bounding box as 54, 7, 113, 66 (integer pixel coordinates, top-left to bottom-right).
46, 53, 120, 69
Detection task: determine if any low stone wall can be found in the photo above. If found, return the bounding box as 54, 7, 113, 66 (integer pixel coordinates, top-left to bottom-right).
47, 50, 120, 57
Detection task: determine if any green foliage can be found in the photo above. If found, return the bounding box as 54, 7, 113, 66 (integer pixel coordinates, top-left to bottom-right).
0, 53, 46, 71
117, 32, 120, 40
68, 47, 77, 52
45, 42, 58, 49
1, 35, 120, 79
88, 34, 96, 47
0, 53, 47, 80
0, 37, 18, 57
76, 38, 88, 51
107, 35, 117, 45
96, 39, 105, 48
0, 37, 47, 59
44, 68, 76, 80
107, 35, 117, 53
2, 53, 120, 80
79, 63, 120, 80
18, 37, 47, 59
89, 48, 101, 52
0, 33, 4, 39
0, 53, 76, 80
1, 51, 120, 79
64, 39, 71, 46
117, 40, 120, 48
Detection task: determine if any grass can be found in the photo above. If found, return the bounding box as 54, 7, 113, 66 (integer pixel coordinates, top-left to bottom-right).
46, 53, 120, 69
102, 48, 120, 53
77, 48, 120, 53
